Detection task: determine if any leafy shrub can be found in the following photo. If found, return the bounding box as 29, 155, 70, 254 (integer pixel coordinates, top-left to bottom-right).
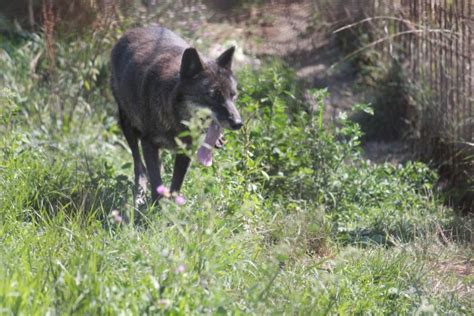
227, 61, 447, 243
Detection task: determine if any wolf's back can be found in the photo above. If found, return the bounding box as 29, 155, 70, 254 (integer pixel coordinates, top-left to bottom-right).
110, 26, 190, 131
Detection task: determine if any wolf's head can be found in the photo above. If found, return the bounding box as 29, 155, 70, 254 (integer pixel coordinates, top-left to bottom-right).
178, 47, 242, 130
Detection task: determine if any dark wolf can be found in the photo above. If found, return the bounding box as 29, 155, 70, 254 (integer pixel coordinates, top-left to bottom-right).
110, 25, 242, 204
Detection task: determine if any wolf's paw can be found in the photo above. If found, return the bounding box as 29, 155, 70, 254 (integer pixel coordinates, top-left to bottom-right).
110, 210, 123, 224
110, 209, 130, 225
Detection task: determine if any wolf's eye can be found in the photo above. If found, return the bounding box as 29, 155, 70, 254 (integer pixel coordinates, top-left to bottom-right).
230, 92, 237, 99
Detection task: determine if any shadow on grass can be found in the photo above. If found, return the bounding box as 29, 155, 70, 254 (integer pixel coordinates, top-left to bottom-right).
336, 214, 473, 247
16, 153, 132, 226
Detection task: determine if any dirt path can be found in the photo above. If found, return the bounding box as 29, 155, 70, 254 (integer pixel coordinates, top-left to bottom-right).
240, 1, 362, 122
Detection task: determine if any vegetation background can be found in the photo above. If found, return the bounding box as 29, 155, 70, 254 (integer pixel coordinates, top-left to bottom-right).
0, 0, 472, 314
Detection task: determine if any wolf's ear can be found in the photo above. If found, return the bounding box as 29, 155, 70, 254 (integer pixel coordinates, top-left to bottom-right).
181, 48, 204, 79
216, 46, 235, 70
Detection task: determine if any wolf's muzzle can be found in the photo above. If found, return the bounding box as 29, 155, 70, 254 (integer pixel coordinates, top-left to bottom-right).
229, 120, 243, 130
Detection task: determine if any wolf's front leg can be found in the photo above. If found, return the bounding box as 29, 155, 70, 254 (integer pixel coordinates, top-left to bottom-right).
170, 153, 191, 195
141, 140, 163, 203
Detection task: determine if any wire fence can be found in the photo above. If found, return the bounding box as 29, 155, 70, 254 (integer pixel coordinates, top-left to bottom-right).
332, 0, 473, 189
402, 0, 473, 171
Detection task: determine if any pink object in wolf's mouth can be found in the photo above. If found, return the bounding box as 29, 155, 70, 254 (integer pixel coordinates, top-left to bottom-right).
197, 121, 222, 167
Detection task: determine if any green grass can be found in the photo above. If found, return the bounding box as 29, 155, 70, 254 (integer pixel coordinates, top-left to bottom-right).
0, 31, 472, 315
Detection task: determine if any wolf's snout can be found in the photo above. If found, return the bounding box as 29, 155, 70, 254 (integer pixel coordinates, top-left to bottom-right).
224, 101, 242, 130
230, 120, 243, 130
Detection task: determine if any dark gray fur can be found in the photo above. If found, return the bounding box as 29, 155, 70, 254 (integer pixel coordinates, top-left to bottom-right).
110, 25, 241, 204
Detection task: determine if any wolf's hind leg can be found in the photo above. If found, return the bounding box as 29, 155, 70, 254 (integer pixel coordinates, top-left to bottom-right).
118, 110, 147, 207
141, 140, 163, 203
